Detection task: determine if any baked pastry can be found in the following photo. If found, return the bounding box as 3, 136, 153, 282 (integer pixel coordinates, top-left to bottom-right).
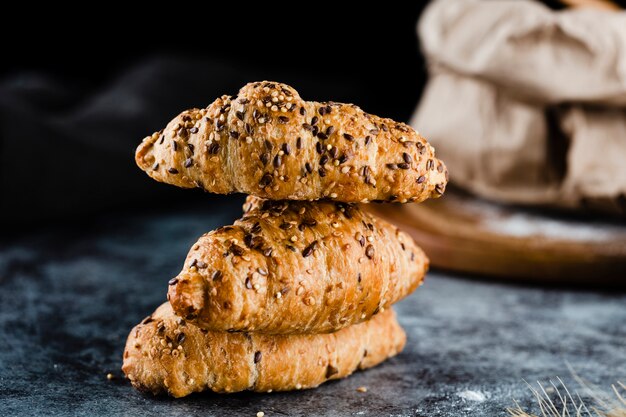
122, 303, 406, 397
136, 81, 447, 203
167, 196, 428, 334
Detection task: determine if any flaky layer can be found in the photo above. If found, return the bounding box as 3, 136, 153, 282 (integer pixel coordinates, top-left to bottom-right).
122, 303, 406, 397
136, 81, 447, 203
167, 197, 428, 334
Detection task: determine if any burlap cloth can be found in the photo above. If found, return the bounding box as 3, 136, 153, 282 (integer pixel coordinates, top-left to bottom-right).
412, 0, 626, 215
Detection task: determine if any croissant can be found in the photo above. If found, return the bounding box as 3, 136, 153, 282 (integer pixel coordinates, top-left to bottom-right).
167, 196, 427, 334
136, 81, 447, 203
122, 303, 405, 397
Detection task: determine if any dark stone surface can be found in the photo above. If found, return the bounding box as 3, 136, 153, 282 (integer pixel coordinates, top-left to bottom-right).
1, 198, 624, 416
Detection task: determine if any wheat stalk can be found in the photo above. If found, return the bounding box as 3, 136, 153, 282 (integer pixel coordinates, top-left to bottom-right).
506, 377, 625, 417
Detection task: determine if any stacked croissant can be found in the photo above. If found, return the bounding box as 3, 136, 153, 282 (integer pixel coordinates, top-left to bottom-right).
122, 81, 448, 397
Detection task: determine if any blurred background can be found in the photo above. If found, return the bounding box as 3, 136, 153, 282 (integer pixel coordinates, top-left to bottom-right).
2, 4, 434, 230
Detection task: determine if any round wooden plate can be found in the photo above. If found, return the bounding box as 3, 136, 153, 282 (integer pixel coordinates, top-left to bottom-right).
366, 191, 626, 286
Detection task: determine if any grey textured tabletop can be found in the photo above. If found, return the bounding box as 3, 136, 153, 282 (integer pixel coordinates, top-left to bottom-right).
1, 198, 625, 416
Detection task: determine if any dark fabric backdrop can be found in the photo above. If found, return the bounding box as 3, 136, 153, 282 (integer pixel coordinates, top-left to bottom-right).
0, 2, 583, 231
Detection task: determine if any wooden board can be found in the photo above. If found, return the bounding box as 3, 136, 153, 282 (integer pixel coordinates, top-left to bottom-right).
366, 191, 626, 286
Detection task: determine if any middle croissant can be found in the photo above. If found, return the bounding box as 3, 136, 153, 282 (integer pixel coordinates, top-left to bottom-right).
167, 196, 428, 334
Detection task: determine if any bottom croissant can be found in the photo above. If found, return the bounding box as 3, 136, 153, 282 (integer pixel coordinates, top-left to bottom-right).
122, 303, 406, 397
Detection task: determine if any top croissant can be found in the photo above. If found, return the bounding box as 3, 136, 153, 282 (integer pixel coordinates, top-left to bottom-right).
136, 81, 447, 203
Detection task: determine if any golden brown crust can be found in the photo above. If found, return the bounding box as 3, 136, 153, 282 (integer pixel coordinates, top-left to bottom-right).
167, 196, 428, 334
122, 303, 406, 397
135, 81, 447, 203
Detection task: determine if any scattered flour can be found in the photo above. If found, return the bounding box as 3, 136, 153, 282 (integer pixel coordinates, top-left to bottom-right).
457, 390, 487, 402
447, 195, 626, 242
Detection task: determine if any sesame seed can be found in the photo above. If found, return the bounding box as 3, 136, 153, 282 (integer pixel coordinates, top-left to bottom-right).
253, 283, 261, 290
357, 386, 368, 393
403, 152, 412, 164
341, 166, 350, 174
106, 373, 114, 380
168, 168, 179, 174
275, 292, 282, 299
398, 163, 410, 170
326, 144, 332, 151
257, 412, 265, 417
343, 133, 354, 141
318, 167, 326, 177
386, 163, 397, 170
257, 267, 268, 276
365, 245, 375, 259
417, 175, 426, 184
152, 162, 159, 171
184, 158, 193, 168
271, 105, 278, 111
329, 193, 338, 198
212, 270, 223, 281
311, 116, 319, 125
254, 351, 262, 363
168, 278, 179, 285
290, 235, 298, 242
